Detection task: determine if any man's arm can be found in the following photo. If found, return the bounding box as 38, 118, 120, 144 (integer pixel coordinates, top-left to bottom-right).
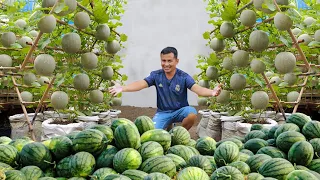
190, 84, 222, 97
122, 80, 149, 92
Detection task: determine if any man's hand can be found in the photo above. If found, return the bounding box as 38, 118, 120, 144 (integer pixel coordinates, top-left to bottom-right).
212, 84, 222, 97
109, 82, 123, 96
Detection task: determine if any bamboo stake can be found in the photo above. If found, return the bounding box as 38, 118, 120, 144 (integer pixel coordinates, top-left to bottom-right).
293, 77, 309, 113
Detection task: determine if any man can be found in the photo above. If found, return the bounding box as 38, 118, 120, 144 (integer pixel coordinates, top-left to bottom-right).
109, 47, 222, 130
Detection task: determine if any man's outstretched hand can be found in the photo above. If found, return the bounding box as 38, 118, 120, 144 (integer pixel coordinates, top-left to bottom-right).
212, 84, 222, 97
109, 82, 123, 96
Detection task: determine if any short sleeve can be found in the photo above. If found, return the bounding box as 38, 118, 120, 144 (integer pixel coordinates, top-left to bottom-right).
144, 71, 156, 87
185, 74, 195, 89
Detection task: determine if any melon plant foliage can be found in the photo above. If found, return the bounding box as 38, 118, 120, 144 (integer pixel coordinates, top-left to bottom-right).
0, 0, 128, 115
195, 0, 320, 116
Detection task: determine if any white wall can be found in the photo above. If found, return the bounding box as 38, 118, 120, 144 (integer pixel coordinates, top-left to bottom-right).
117, 0, 212, 108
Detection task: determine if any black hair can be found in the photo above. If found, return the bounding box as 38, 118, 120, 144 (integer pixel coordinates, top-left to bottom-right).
160, 47, 178, 58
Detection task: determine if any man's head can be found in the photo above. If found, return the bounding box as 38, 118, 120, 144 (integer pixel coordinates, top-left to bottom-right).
160, 47, 179, 74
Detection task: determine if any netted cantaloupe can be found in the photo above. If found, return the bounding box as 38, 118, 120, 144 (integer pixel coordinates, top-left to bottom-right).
1, 32, 16, 47
197, 97, 207, 106
315, 30, 320, 42
89, 90, 104, 104
23, 73, 36, 86
232, 50, 249, 67
253, 0, 275, 13
206, 66, 219, 80
274, 52, 296, 74
34, 54, 56, 76
18, 36, 32, 48
15, 19, 27, 29
251, 91, 269, 109
287, 91, 299, 102
74, 12, 91, 29
42, 0, 55, 8
240, 10, 256, 27
112, 98, 122, 106
220, 22, 234, 38
274, 12, 292, 31
0, 54, 12, 67
222, 57, 234, 71
95, 24, 110, 41
21, 91, 33, 102
230, 74, 246, 90
73, 74, 90, 90
62, 33, 81, 54
298, 34, 312, 45
303, 17, 316, 26
250, 59, 266, 73
81, 52, 98, 70
284, 73, 297, 86
270, 76, 281, 85
210, 38, 225, 52
249, 30, 269, 52
38, 15, 56, 33
101, 66, 114, 80
38, 76, 49, 86
29, 30, 39, 37
198, 80, 209, 88
216, 90, 230, 104
51, 91, 68, 109
55, 0, 77, 16
105, 40, 121, 54
292, 28, 301, 35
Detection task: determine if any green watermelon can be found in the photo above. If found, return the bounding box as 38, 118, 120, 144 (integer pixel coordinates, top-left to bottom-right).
140, 156, 176, 178
187, 155, 214, 175
187, 146, 200, 155
114, 124, 141, 149
307, 159, 320, 173
276, 131, 306, 152
245, 154, 272, 172
195, 136, 216, 156
43, 168, 56, 177
87, 125, 114, 143
138, 141, 163, 161
169, 126, 191, 146
274, 123, 300, 139
268, 125, 279, 139
251, 124, 264, 131
176, 167, 210, 180
140, 129, 171, 151
205, 156, 217, 172
302, 121, 320, 139
239, 152, 251, 162
261, 128, 269, 135
267, 139, 275, 146
122, 169, 148, 180
167, 145, 195, 162
165, 154, 187, 171
49, 136, 73, 160
38, 177, 56, 180
245, 130, 267, 142
214, 141, 239, 167
113, 148, 142, 173
243, 138, 268, 153
258, 158, 295, 180
210, 166, 244, 180
111, 118, 136, 132
286, 113, 312, 129
288, 141, 314, 166
256, 146, 286, 158
294, 165, 309, 170
20, 165, 44, 180
309, 138, 320, 158
0, 144, 19, 167
144, 172, 171, 180
70, 152, 95, 177
8, 139, 31, 152
66, 131, 80, 141
216, 138, 243, 149
56, 156, 72, 178
0, 162, 13, 171
240, 149, 254, 156
20, 142, 53, 170
104, 174, 131, 180
96, 145, 118, 169
246, 173, 264, 180
286, 170, 318, 180
228, 161, 250, 175
134, 116, 154, 135
5, 170, 27, 180
187, 139, 196, 148
90, 168, 117, 180
0, 136, 11, 144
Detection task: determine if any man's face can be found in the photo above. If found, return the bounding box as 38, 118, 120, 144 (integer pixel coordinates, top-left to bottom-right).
160, 53, 179, 73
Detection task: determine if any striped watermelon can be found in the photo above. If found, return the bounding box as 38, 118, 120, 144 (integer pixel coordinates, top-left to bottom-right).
210, 166, 244, 180
122, 169, 148, 180
91, 167, 117, 180
267, 139, 276, 146
216, 138, 243, 149
205, 156, 217, 172
187, 139, 196, 147
195, 136, 216, 155
66, 131, 80, 141
87, 125, 114, 143
239, 152, 251, 162
246, 173, 264, 180
288, 141, 314, 166
0, 136, 11, 144
294, 165, 309, 170
251, 124, 264, 131
228, 161, 251, 175
309, 138, 320, 158
243, 138, 268, 153
302, 121, 320, 139
268, 125, 279, 139
114, 124, 141, 149
20, 165, 44, 179
144, 172, 171, 180
307, 159, 320, 173
72, 129, 108, 156
214, 141, 239, 167
261, 128, 269, 135
113, 148, 142, 173
286, 170, 318, 180
5, 170, 27, 180
0, 162, 13, 171
56, 156, 72, 178
256, 146, 286, 158
104, 174, 131, 180
140, 156, 176, 178
134, 116, 154, 135
0, 144, 19, 167
244, 130, 267, 142
188, 155, 214, 175
96, 145, 118, 169
276, 131, 306, 152
167, 145, 197, 162
8, 139, 31, 152
245, 154, 272, 172
286, 113, 312, 129
70, 152, 96, 177
176, 167, 210, 180
111, 118, 137, 132
187, 146, 200, 155
20, 142, 53, 170
258, 158, 295, 180
274, 123, 300, 139
165, 153, 187, 171
138, 141, 163, 161
240, 149, 254, 156
43, 168, 55, 177
49, 136, 73, 160
169, 126, 190, 146
140, 129, 171, 151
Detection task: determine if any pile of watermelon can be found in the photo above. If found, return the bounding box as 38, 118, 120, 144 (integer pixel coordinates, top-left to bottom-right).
0, 113, 319, 180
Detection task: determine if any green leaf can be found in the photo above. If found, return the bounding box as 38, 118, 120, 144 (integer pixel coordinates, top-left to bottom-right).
39, 38, 51, 50
203, 31, 211, 39
120, 34, 128, 42
221, 0, 237, 21
279, 35, 290, 47
122, 74, 128, 81
93, 0, 109, 23
54, 2, 66, 14
264, 0, 276, 11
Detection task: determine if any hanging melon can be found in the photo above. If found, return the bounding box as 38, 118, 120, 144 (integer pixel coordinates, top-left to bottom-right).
38, 76, 50, 86
1, 32, 16, 47
265, 71, 273, 77
210, 38, 225, 52
51, 91, 69, 109
253, 0, 275, 14
29, 30, 39, 37
55, 0, 77, 16
298, 34, 312, 45
251, 91, 269, 109
303, 17, 316, 26
23, 73, 36, 86
292, 28, 301, 35
73, 74, 90, 90
62, 33, 81, 54
101, 66, 114, 80
249, 30, 269, 52
74, 12, 91, 29
270, 76, 281, 85
232, 50, 249, 67
284, 73, 297, 86
89, 90, 104, 104
250, 59, 266, 73
18, 36, 32, 48
230, 74, 246, 90
216, 90, 230, 104
112, 98, 122, 106
198, 80, 210, 88
42, 0, 55, 8
197, 97, 208, 106
287, 91, 299, 102
15, 19, 27, 29
81, 52, 98, 70
38, 15, 56, 33
21, 91, 33, 102
274, 52, 296, 74
240, 10, 256, 27
34, 54, 56, 76
95, 24, 111, 41
274, 12, 293, 31
315, 30, 320, 42
222, 57, 234, 71
0, 54, 12, 67
206, 66, 219, 80
105, 40, 121, 54
220, 22, 234, 38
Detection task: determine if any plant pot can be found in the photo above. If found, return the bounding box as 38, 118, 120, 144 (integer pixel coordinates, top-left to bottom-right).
197, 110, 223, 141
99, 109, 121, 126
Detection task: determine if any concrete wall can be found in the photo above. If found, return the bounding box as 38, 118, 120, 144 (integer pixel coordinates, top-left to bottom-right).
117, 0, 212, 108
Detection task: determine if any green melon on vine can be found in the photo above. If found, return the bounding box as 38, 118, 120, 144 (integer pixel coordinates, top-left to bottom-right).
284, 73, 297, 86
250, 59, 266, 73
74, 12, 91, 29
29, 30, 38, 37
105, 40, 121, 54
89, 90, 104, 104
1, 32, 16, 47
251, 91, 269, 109
101, 66, 114, 80
303, 16, 316, 26
210, 38, 225, 52
206, 66, 219, 80
249, 30, 269, 52
274, 52, 296, 74
73, 73, 90, 90
240, 10, 256, 27
298, 34, 312, 45
220, 22, 234, 38
81, 52, 98, 70
230, 73, 246, 90
51, 91, 68, 109
0, 54, 12, 67
232, 50, 249, 67
287, 91, 299, 102
270, 76, 281, 85
34, 54, 56, 76
15, 19, 27, 29
18, 36, 32, 48
198, 80, 210, 88
274, 12, 293, 31
292, 28, 301, 35
216, 90, 230, 104
38, 15, 56, 33
62, 33, 81, 54
55, 0, 77, 16
23, 73, 36, 86
197, 97, 207, 106
222, 57, 234, 71
21, 91, 33, 102
95, 24, 111, 41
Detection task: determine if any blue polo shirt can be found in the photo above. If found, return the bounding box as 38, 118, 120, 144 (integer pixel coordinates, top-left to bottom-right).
144, 68, 195, 112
